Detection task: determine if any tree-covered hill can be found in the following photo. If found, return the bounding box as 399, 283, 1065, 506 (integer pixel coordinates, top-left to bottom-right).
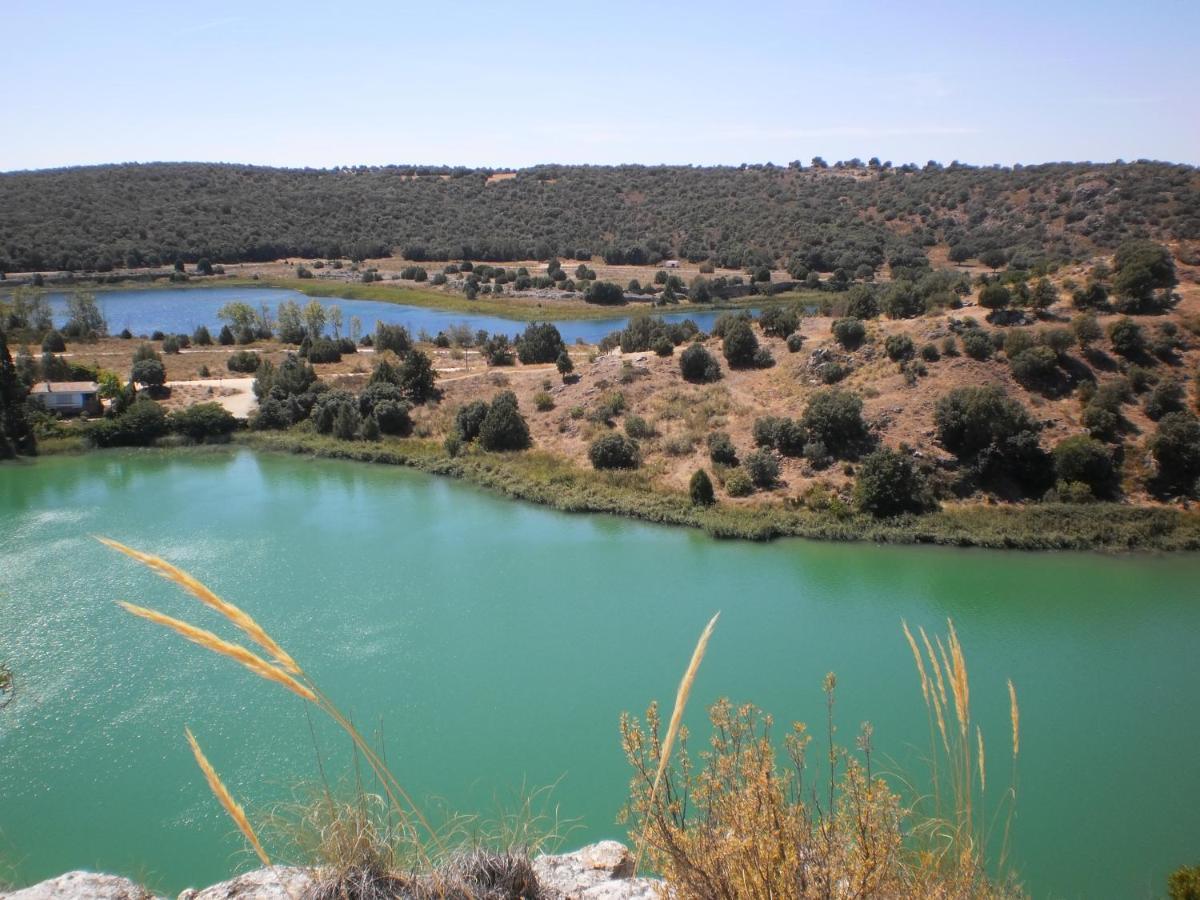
1, 159, 1196, 274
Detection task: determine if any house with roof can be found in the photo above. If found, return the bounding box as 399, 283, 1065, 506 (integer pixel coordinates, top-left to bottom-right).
29, 381, 102, 416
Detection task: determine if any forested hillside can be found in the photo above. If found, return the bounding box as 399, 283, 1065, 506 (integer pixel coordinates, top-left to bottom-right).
1, 159, 1197, 274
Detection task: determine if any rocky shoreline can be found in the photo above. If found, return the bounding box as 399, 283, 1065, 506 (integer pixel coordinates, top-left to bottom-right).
1, 841, 660, 900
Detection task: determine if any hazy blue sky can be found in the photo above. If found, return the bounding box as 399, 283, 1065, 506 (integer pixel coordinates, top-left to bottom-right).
3, 0, 1197, 171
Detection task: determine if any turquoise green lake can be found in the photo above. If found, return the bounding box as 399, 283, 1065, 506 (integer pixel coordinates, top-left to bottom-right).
1, 450, 1198, 898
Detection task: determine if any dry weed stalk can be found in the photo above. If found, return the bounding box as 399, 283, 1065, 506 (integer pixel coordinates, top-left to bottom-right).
185, 728, 272, 868
99, 537, 441, 871
622, 619, 1024, 899
633, 611, 718, 872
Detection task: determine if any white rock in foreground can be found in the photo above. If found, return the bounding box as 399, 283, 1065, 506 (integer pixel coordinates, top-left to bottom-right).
1, 872, 156, 900
533, 841, 662, 899
2, 842, 661, 900
177, 867, 313, 900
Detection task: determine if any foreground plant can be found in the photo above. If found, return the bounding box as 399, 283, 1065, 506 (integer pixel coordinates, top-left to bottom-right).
622, 618, 1023, 899
99, 537, 543, 897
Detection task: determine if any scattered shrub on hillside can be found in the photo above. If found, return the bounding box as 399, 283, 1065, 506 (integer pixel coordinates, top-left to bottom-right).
41, 331, 66, 353
1009, 346, 1060, 390
1150, 411, 1200, 494
786, 333, 805, 353
960, 328, 994, 360
1107, 318, 1145, 358
802, 389, 869, 460
516, 322, 566, 364
723, 466, 754, 497
831, 317, 865, 349
689, 469, 715, 506
479, 391, 531, 451
758, 306, 800, 338
854, 447, 929, 516
935, 384, 1050, 492
707, 432, 738, 466
722, 319, 760, 368
624, 415, 655, 439
742, 449, 779, 488
1053, 435, 1117, 498
752, 416, 806, 457
589, 432, 639, 469
679, 344, 721, 383
884, 334, 914, 362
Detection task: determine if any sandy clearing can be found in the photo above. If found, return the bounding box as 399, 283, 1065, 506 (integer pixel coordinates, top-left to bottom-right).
165, 377, 257, 418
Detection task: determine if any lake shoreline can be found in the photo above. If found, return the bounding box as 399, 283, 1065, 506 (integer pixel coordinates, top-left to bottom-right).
35, 435, 1199, 553
30, 274, 815, 322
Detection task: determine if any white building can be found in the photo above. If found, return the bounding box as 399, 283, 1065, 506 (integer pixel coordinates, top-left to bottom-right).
29, 381, 101, 416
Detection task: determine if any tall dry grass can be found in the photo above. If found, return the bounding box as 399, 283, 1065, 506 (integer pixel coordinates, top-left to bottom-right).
622, 617, 1024, 899
97, 537, 466, 889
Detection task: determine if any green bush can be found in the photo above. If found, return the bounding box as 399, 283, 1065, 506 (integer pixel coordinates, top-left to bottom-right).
707, 431, 738, 465
920, 343, 940, 362
723, 467, 754, 497
752, 416, 805, 456
555, 350, 574, 380
1009, 346, 1060, 389
624, 414, 655, 439
86, 398, 168, 447
516, 322, 566, 364
935, 384, 1039, 459
1107, 318, 1145, 357
743, 449, 779, 488
227, 350, 261, 373
1150, 411, 1200, 493
960, 328, 994, 360
801, 389, 869, 460
192, 325, 213, 346
758, 306, 800, 338
589, 432, 640, 469
41, 331, 66, 353
854, 448, 928, 516
1168, 863, 1200, 900
169, 402, 238, 441
1144, 379, 1185, 421
786, 333, 805, 353
375, 323, 413, 356
722, 319, 760, 368
679, 344, 721, 383
884, 334, 914, 361
1053, 435, 1116, 497
831, 317, 865, 349
479, 391, 531, 451
584, 281, 625, 305
456, 400, 489, 441
130, 358, 166, 388
689, 469, 715, 506
533, 391, 555, 412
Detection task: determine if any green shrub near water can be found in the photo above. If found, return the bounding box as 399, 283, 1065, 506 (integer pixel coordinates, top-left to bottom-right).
689, 469, 715, 506
589, 432, 640, 469
168, 402, 238, 441
679, 344, 721, 383
479, 391, 531, 451
854, 447, 929, 516
86, 397, 168, 447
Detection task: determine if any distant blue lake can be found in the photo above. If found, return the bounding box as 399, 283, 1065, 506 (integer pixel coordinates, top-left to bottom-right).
39, 287, 757, 344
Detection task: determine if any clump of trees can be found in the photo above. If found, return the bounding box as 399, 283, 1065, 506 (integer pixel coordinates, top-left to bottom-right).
934, 385, 1049, 494
516, 323, 566, 364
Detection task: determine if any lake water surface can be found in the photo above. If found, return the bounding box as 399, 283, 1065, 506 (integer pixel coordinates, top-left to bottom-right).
1, 450, 1198, 898
40, 287, 752, 344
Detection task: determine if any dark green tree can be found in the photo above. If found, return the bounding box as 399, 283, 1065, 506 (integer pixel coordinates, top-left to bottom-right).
854, 448, 928, 516
689, 468, 716, 506
479, 391, 531, 451
679, 344, 721, 383
0, 329, 36, 458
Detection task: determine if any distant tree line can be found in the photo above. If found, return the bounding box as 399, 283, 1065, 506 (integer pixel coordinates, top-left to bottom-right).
1, 160, 1195, 274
